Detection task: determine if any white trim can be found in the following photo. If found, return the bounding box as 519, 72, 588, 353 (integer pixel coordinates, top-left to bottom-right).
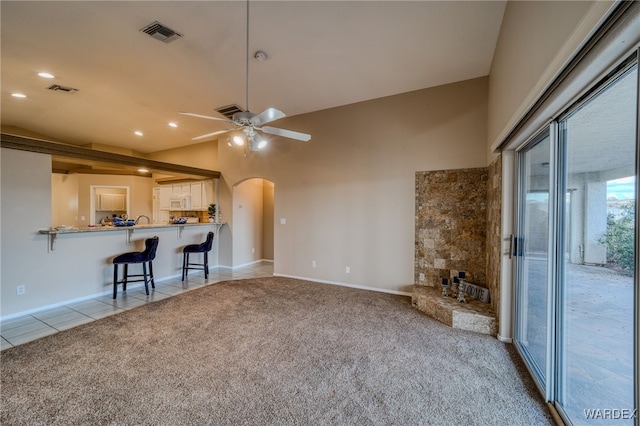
499, 150, 516, 342
219, 259, 273, 270
0, 275, 177, 322
273, 273, 412, 297
497, 334, 513, 343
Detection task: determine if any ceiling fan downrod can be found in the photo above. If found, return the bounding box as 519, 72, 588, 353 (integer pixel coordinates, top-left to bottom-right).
245, 0, 250, 113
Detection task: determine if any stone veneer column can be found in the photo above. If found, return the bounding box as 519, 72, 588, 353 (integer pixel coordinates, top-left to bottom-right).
415, 167, 488, 288
486, 155, 502, 325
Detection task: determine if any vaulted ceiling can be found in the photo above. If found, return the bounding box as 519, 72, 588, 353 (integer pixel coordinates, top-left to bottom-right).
1, 1, 506, 154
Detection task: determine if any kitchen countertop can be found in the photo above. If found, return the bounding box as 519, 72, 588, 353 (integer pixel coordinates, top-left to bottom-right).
39, 222, 224, 234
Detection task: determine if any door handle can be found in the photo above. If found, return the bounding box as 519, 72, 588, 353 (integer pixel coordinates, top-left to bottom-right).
509, 234, 514, 259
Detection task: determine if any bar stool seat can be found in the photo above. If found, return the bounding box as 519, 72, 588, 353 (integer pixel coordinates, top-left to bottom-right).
182, 232, 214, 281
112, 236, 159, 299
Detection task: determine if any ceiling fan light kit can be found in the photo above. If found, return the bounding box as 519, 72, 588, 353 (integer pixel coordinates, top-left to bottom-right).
179, 0, 310, 154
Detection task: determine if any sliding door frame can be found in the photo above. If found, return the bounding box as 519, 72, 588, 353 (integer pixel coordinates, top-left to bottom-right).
513, 52, 640, 424
513, 124, 557, 399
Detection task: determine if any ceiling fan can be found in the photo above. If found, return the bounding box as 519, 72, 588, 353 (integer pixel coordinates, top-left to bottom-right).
179, 0, 311, 151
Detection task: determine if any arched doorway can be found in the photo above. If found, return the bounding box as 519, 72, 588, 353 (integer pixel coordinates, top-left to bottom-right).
231, 178, 274, 267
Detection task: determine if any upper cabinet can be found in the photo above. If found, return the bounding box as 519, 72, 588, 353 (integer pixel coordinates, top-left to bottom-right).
190, 182, 203, 210
159, 186, 172, 210
98, 193, 126, 211
158, 179, 215, 211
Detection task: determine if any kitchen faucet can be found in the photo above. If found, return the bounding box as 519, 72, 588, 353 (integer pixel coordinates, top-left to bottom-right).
135, 215, 151, 225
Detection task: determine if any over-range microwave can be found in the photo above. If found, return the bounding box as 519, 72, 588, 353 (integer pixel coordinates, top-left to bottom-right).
170, 195, 191, 210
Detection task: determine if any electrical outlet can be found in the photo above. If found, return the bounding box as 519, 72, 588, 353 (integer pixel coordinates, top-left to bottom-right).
16, 285, 26, 295
419, 273, 425, 283
280, 218, 286, 225
345, 266, 350, 274
251, 247, 255, 254
311, 260, 317, 268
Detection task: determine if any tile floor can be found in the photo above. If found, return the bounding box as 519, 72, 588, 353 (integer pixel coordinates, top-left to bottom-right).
0, 261, 274, 351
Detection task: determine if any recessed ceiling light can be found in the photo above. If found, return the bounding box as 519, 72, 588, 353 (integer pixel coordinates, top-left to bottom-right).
11, 93, 27, 98
168, 122, 178, 128
134, 131, 143, 136
38, 72, 55, 79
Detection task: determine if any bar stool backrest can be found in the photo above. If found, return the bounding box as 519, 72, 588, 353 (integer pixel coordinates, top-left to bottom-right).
143, 236, 159, 261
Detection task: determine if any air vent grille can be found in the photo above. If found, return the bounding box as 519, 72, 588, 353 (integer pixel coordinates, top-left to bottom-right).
215, 104, 245, 120
140, 21, 183, 43
47, 84, 78, 93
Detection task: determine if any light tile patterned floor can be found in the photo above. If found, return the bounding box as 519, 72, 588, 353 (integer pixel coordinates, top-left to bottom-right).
0, 262, 273, 350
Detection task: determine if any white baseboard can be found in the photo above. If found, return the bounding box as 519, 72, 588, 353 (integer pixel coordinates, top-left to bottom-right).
0, 274, 180, 322
497, 334, 513, 343
273, 273, 412, 297
218, 259, 273, 270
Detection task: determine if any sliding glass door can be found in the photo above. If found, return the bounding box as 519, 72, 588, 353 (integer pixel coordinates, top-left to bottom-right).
515, 59, 638, 425
515, 130, 552, 390
556, 62, 637, 424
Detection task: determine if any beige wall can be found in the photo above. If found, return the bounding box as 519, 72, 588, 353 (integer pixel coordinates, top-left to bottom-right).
487, 1, 615, 156
147, 140, 219, 171
263, 181, 274, 261
1, 149, 54, 316
53, 173, 154, 227
232, 178, 265, 267
52, 173, 79, 226
218, 77, 488, 293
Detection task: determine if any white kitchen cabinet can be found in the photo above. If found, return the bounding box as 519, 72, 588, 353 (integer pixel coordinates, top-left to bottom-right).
172, 183, 190, 196
98, 194, 126, 211
158, 180, 215, 211
190, 182, 203, 209
159, 185, 172, 210
202, 180, 214, 208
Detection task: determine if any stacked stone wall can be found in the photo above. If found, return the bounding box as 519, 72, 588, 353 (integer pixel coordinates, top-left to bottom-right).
415, 167, 488, 288
486, 155, 502, 323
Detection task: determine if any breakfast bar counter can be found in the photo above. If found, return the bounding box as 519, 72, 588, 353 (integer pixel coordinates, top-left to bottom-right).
16, 222, 225, 317
39, 223, 224, 252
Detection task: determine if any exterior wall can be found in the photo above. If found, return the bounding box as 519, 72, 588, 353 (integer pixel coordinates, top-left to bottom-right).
415, 167, 487, 289
486, 155, 502, 321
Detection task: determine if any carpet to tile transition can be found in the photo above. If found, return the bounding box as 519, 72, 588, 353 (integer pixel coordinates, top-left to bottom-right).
1, 277, 552, 425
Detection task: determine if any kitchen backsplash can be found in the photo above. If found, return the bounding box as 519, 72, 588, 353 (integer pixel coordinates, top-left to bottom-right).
169, 210, 212, 223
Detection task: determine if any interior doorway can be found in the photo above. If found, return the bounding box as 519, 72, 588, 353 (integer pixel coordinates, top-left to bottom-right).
231, 178, 274, 267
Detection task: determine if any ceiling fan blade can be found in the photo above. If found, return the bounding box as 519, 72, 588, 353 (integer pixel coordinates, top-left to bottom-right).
250, 108, 286, 127
191, 129, 232, 141
261, 126, 311, 142
179, 111, 235, 124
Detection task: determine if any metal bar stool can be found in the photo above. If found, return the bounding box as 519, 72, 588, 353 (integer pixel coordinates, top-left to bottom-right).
112, 236, 159, 299
182, 232, 214, 281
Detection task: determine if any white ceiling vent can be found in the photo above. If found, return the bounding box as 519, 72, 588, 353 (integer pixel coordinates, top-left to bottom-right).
47, 84, 78, 93
140, 21, 183, 43
215, 104, 245, 120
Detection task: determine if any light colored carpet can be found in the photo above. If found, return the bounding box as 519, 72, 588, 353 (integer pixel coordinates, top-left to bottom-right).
1, 277, 552, 425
